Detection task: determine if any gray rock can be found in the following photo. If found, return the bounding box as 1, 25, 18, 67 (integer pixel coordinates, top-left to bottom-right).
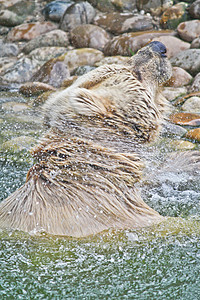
0, 39, 19, 57
22, 29, 69, 54
161, 121, 187, 138
28, 47, 68, 64
170, 49, 200, 76
177, 20, 200, 42
0, 9, 24, 27
60, 1, 96, 31
182, 96, 200, 113
42, 0, 74, 22
191, 36, 200, 48
136, 0, 172, 15
189, 0, 200, 19
190, 73, 200, 92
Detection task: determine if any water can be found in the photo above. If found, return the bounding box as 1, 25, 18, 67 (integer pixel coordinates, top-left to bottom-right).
0, 92, 200, 299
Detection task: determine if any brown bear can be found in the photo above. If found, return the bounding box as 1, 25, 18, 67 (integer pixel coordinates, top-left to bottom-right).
0, 42, 172, 237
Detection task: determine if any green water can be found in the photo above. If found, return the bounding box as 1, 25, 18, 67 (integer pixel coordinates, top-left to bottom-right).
0, 92, 200, 299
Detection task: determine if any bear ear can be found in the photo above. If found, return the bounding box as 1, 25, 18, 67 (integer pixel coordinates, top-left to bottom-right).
69, 88, 109, 117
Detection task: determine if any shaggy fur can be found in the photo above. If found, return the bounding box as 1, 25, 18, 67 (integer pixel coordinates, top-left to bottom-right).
0, 42, 172, 237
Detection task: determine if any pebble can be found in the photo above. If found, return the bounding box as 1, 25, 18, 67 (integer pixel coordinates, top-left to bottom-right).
186, 128, 200, 142
70, 24, 110, 51
170, 49, 200, 76
162, 87, 187, 102
28, 47, 68, 64
22, 29, 69, 54
0, 9, 24, 27
136, 0, 172, 15
0, 39, 19, 57
7, 21, 58, 42
191, 36, 200, 49
19, 82, 56, 96
93, 12, 153, 35
181, 96, 200, 113
165, 67, 192, 87
177, 20, 200, 42
0, 135, 36, 152
169, 140, 196, 150
189, 0, 200, 19
60, 1, 96, 31
42, 0, 74, 22
170, 112, 200, 125
190, 73, 200, 92
1, 101, 30, 112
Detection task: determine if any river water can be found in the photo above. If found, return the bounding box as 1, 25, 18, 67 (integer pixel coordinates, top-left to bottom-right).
0, 92, 200, 299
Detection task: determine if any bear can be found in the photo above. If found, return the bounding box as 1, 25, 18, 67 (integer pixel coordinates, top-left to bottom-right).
0, 41, 172, 237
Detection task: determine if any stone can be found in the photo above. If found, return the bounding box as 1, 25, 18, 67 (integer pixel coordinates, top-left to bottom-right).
22, 29, 69, 54
28, 47, 68, 64
161, 121, 187, 138
0, 9, 24, 27
170, 49, 200, 76
186, 128, 200, 142
189, 0, 200, 19
70, 24, 110, 51
93, 12, 153, 35
86, 0, 116, 12
7, 0, 36, 17
0, 57, 17, 74
42, 0, 74, 22
191, 36, 200, 48
1, 101, 29, 112
0, 39, 19, 57
95, 55, 129, 67
177, 20, 200, 42
165, 67, 192, 87
160, 2, 188, 29
72, 65, 95, 76
31, 59, 70, 88
190, 73, 200, 92
7, 21, 58, 42
19, 82, 56, 96
111, 0, 137, 11
104, 30, 175, 56
136, 0, 172, 15
151, 36, 190, 59
0, 136, 35, 152
181, 96, 200, 113
162, 87, 187, 102
169, 140, 196, 150
60, 1, 96, 31
170, 112, 200, 125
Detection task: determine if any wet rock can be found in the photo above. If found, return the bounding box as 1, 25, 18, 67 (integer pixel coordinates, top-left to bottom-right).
0, 136, 36, 152
160, 2, 188, 29
19, 82, 56, 97
104, 30, 175, 56
191, 36, 200, 49
61, 48, 104, 72
182, 96, 200, 113
162, 87, 187, 102
1, 101, 29, 112
31, 59, 70, 88
7, 22, 58, 42
177, 20, 200, 42
22, 29, 69, 54
186, 128, 200, 142
170, 49, 200, 76
0, 9, 24, 27
151, 36, 190, 59
136, 0, 172, 15
42, 0, 74, 22
0, 39, 19, 57
165, 67, 192, 87
169, 140, 196, 150
93, 12, 153, 35
60, 1, 96, 31
189, 0, 200, 19
170, 112, 200, 125
190, 73, 200, 92
70, 24, 110, 51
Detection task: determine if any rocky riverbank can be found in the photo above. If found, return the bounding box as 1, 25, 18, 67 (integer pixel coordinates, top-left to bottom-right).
0, 0, 200, 154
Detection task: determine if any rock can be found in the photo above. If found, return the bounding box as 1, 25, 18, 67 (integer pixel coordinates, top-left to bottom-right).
0, 39, 19, 57
7, 0, 36, 17
186, 128, 200, 142
170, 49, 200, 76
86, 0, 117, 12
7, 21, 58, 42
42, 0, 74, 22
31, 59, 70, 88
0, 57, 17, 74
104, 30, 175, 56
70, 24, 110, 51
0, 136, 35, 152
0, 9, 24, 27
72, 65, 95, 76
93, 12, 153, 35
189, 0, 200, 19
95, 55, 129, 67
151, 36, 190, 58
161, 121, 187, 138
61, 76, 77, 87
181, 96, 200, 113
28, 47, 68, 64
1, 101, 29, 112
170, 112, 200, 125
22, 29, 69, 54
160, 2, 188, 29
111, 0, 137, 11
162, 87, 187, 102
136, 0, 172, 15
170, 140, 196, 150
60, 1, 96, 31
165, 67, 192, 87
177, 20, 200, 42
191, 36, 200, 48
190, 73, 200, 92
19, 82, 56, 96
